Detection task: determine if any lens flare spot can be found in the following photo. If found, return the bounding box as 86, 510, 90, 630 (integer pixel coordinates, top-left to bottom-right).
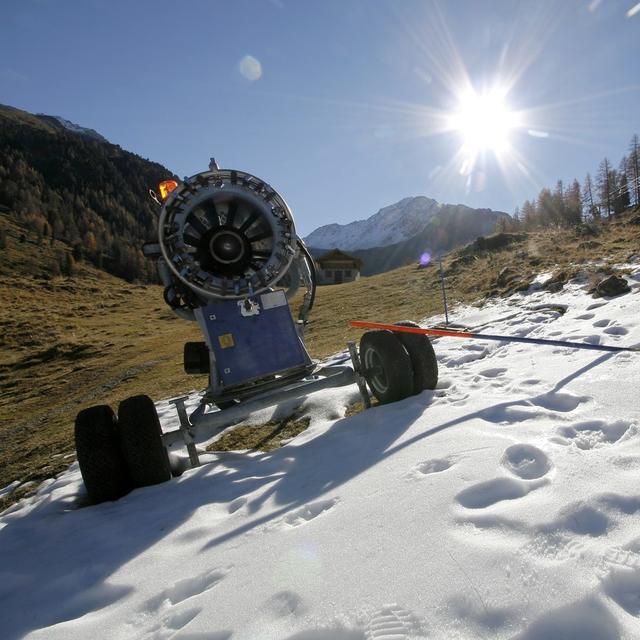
420, 251, 432, 267
627, 2, 640, 17
528, 129, 549, 138
238, 55, 262, 82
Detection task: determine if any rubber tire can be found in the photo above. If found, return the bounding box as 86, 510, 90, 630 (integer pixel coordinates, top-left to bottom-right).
394, 321, 439, 393
359, 330, 414, 404
75, 405, 132, 504
117, 395, 171, 489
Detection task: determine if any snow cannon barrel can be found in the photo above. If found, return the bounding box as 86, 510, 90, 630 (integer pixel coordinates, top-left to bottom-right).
156, 161, 299, 302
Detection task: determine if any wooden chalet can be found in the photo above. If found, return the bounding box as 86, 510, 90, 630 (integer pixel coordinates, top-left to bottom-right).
315, 249, 363, 285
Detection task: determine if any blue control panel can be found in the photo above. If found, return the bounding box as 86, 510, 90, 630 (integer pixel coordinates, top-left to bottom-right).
195, 290, 311, 387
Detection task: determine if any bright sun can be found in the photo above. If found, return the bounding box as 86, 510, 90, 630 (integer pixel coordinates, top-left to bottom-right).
450, 90, 519, 154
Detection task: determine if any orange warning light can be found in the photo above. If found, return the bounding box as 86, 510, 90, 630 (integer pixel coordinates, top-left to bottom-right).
158, 180, 178, 200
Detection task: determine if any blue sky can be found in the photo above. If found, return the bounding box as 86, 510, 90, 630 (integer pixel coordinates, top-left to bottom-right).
2, 0, 639, 236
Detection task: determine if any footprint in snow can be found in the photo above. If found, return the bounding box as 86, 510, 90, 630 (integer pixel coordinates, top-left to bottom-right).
146, 567, 230, 610
133, 606, 204, 640
592, 318, 611, 328
603, 545, 640, 571
134, 568, 232, 638
284, 629, 364, 639
530, 391, 590, 413
501, 444, 551, 479
442, 348, 489, 367
455, 476, 547, 509
157, 606, 201, 635
575, 312, 595, 320
604, 325, 628, 336
365, 604, 427, 640
586, 301, 608, 310
478, 404, 542, 424
554, 419, 632, 450
610, 454, 640, 471
478, 367, 507, 378
601, 567, 640, 618
228, 496, 247, 514
262, 590, 305, 618
517, 597, 621, 640
282, 498, 339, 527
412, 458, 454, 476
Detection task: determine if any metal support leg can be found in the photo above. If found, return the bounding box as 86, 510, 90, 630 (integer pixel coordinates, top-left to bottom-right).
169, 396, 201, 468
348, 341, 371, 409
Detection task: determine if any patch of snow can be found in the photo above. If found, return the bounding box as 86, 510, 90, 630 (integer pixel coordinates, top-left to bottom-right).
0, 481, 21, 498
530, 271, 553, 286
2, 271, 640, 639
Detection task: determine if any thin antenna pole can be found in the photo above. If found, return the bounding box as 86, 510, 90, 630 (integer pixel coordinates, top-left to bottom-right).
438, 254, 450, 325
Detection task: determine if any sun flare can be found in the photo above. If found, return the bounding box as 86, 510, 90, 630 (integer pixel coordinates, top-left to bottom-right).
450, 90, 519, 154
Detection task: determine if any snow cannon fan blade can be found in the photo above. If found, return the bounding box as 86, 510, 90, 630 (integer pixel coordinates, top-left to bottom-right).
158, 167, 297, 300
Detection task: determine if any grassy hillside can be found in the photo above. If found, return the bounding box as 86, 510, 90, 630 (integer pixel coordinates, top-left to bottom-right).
1, 210, 639, 510
0, 103, 174, 283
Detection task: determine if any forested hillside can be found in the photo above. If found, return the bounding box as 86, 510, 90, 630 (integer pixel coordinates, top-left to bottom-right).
512, 134, 640, 229
0, 104, 175, 282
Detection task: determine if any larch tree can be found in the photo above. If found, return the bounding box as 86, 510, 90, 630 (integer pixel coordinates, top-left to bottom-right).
565, 179, 582, 225
582, 173, 598, 220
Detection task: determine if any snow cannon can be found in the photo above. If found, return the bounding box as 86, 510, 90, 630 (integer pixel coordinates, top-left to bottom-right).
149, 159, 319, 395
73, 159, 438, 505
155, 159, 302, 303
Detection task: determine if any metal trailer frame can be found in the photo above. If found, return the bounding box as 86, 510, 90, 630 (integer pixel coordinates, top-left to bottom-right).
161, 342, 371, 469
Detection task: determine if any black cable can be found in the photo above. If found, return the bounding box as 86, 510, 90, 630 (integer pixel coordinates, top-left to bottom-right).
298, 239, 317, 318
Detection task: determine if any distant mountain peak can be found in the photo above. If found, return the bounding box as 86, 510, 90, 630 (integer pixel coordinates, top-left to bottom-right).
305, 196, 444, 251
35, 114, 108, 143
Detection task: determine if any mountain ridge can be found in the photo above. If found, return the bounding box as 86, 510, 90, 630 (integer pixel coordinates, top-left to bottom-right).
35, 114, 108, 143
307, 199, 509, 275
305, 195, 508, 253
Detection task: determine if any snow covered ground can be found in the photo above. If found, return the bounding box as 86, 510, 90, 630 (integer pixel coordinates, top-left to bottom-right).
2, 267, 640, 640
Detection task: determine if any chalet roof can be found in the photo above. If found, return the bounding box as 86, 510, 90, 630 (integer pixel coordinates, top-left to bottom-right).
316, 248, 363, 268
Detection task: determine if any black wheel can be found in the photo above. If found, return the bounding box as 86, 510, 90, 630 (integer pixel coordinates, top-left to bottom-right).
359, 330, 414, 404
75, 405, 131, 504
117, 395, 171, 488
184, 341, 210, 374
394, 321, 439, 393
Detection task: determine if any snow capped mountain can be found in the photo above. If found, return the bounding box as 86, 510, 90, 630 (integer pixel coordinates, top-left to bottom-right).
305, 197, 509, 275
305, 196, 442, 250
35, 114, 108, 143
